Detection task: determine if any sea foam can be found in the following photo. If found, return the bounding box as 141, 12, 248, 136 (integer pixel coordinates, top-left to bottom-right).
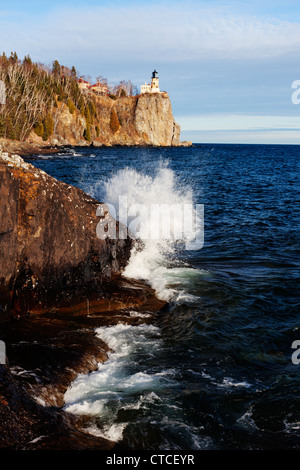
102, 164, 203, 301
64, 323, 174, 442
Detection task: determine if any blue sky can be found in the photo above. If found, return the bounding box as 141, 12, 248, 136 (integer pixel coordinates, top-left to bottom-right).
1, 0, 300, 143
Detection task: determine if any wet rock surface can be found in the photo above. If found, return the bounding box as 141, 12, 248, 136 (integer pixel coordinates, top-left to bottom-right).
0, 277, 166, 450
0, 151, 133, 319
134, 93, 181, 146
0, 151, 166, 449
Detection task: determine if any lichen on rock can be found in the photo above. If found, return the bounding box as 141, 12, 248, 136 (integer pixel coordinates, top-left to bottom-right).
0, 150, 133, 318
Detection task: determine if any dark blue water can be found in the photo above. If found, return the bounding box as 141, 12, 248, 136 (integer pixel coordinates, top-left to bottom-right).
26, 144, 300, 449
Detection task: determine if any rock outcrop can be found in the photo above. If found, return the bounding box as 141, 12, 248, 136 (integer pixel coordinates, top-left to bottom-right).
0, 150, 169, 450
0, 283, 165, 450
134, 93, 181, 146
0, 151, 133, 319
24, 93, 190, 148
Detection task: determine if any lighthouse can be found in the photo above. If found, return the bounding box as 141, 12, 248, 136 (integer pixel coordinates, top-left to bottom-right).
140, 69, 161, 94
151, 69, 160, 92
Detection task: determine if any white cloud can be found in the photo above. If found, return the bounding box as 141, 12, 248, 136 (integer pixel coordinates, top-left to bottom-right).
180, 110, 300, 144
1, 0, 299, 137
181, 129, 300, 144
1, 3, 300, 64
178, 114, 300, 131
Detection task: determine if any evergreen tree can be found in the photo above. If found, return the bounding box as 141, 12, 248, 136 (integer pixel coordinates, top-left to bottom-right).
84, 106, 92, 125
9, 51, 18, 63
71, 66, 77, 79
6, 116, 15, 139
84, 126, 91, 142
23, 55, 32, 67
0, 50, 137, 143
67, 98, 76, 114
34, 121, 44, 137
80, 102, 85, 116
0, 115, 5, 137
110, 108, 120, 133
88, 99, 96, 117
52, 59, 61, 77
1, 52, 8, 66
42, 114, 54, 140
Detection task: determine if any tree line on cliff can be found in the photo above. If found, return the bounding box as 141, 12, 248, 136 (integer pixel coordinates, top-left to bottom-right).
0, 52, 137, 142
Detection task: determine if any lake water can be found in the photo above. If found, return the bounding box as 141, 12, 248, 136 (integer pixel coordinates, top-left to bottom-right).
26, 143, 300, 450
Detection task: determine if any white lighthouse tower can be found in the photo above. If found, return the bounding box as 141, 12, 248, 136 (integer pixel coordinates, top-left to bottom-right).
150, 69, 160, 92
141, 69, 161, 94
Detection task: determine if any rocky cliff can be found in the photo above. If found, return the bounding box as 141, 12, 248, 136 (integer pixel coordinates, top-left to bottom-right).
0, 151, 164, 450
134, 93, 181, 146
0, 149, 166, 449
26, 92, 191, 148
0, 150, 134, 319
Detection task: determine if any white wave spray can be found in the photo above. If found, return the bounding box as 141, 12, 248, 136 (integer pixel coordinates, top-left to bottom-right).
64, 162, 206, 446
102, 163, 204, 302
64, 323, 174, 442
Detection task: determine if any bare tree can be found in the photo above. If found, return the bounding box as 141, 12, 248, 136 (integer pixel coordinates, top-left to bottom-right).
96, 75, 108, 86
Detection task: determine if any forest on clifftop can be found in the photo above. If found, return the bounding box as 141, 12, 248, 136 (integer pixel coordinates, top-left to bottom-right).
0, 51, 137, 143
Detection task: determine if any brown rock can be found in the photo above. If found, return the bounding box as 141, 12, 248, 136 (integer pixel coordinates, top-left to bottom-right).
0, 151, 133, 318
134, 93, 181, 146
179, 140, 193, 147
1, 91, 188, 150
0, 278, 165, 450
22, 92, 185, 149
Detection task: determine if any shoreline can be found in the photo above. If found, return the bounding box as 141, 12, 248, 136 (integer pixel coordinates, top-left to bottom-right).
0, 146, 167, 449
0, 276, 166, 449
0, 138, 193, 158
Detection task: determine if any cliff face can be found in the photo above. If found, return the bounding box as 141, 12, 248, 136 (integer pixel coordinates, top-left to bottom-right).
26, 93, 190, 148
0, 150, 167, 449
0, 151, 133, 318
134, 93, 181, 146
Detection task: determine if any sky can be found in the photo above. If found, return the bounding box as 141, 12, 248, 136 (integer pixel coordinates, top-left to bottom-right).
1, 0, 300, 144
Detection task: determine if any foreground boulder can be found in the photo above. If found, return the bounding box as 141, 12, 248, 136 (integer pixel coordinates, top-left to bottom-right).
0, 151, 168, 450
0, 152, 133, 319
